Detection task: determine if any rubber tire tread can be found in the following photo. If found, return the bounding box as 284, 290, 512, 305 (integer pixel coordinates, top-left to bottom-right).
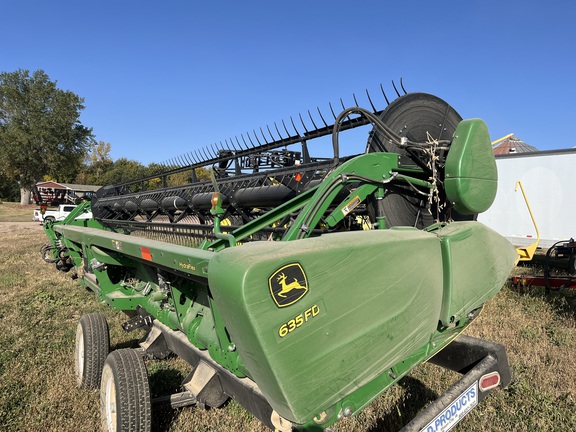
103, 349, 152, 432
77, 313, 110, 390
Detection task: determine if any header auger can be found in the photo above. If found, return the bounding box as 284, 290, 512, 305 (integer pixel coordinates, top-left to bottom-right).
41, 85, 517, 432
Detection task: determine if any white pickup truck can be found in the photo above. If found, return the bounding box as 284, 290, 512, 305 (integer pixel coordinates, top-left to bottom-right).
33, 205, 85, 223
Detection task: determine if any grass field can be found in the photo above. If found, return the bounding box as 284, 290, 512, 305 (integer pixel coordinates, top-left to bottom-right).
0, 209, 575, 431
0, 201, 36, 222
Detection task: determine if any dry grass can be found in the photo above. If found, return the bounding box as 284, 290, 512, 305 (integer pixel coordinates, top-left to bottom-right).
0, 201, 37, 222
1, 227, 575, 431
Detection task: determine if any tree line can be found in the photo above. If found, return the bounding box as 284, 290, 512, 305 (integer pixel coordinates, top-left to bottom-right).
0, 69, 207, 203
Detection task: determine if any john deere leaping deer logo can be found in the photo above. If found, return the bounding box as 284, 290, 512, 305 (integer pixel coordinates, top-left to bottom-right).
269, 263, 308, 308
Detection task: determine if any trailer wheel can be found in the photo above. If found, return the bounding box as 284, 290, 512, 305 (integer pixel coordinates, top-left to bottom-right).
75, 313, 110, 390
100, 349, 152, 432
569, 255, 576, 275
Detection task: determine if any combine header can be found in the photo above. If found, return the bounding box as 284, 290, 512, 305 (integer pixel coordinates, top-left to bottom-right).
41, 85, 517, 431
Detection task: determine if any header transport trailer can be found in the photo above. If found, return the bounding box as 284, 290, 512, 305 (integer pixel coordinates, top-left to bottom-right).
41, 87, 517, 432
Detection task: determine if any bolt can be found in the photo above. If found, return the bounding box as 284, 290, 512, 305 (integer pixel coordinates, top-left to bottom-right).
228, 344, 236, 352
343, 407, 353, 417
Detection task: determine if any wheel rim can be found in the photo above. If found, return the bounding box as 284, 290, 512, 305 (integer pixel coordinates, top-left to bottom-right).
75, 325, 84, 385
103, 370, 117, 432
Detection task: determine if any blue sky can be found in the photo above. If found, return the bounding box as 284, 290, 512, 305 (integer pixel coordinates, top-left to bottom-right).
2, 1, 575, 165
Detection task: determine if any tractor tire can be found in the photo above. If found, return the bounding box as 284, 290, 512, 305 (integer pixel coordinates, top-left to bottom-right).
75, 313, 110, 390
100, 349, 152, 432
43, 216, 55, 225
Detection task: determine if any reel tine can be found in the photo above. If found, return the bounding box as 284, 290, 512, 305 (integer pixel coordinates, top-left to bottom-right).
225, 139, 236, 154
260, 127, 270, 144
228, 137, 239, 152
392, 80, 401, 97
233, 136, 243, 151
253, 129, 263, 146
353, 92, 359, 107
298, 113, 309, 133
380, 83, 390, 104
241, 133, 251, 149
400, 77, 407, 94
290, 116, 301, 135
266, 124, 275, 141
329, 102, 337, 119
210, 144, 218, 157
200, 147, 211, 162
194, 150, 206, 163
340, 98, 346, 111
317, 106, 328, 128
308, 110, 318, 130
366, 88, 377, 112
274, 122, 283, 140
282, 119, 292, 137
247, 131, 257, 147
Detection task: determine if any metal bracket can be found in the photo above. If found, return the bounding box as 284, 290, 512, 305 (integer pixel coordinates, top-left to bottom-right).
183, 360, 228, 408
122, 314, 153, 332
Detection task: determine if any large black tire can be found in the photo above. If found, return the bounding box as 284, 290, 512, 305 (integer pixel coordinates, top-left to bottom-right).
75, 313, 110, 390
100, 349, 152, 432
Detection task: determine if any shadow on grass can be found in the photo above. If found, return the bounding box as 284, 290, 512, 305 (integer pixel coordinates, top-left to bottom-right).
367, 376, 439, 432
110, 339, 141, 350
149, 367, 188, 431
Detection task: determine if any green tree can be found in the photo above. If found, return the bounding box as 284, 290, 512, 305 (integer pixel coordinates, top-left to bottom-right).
76, 141, 113, 185
0, 171, 19, 201
143, 164, 211, 190
0, 69, 93, 204
100, 158, 147, 191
